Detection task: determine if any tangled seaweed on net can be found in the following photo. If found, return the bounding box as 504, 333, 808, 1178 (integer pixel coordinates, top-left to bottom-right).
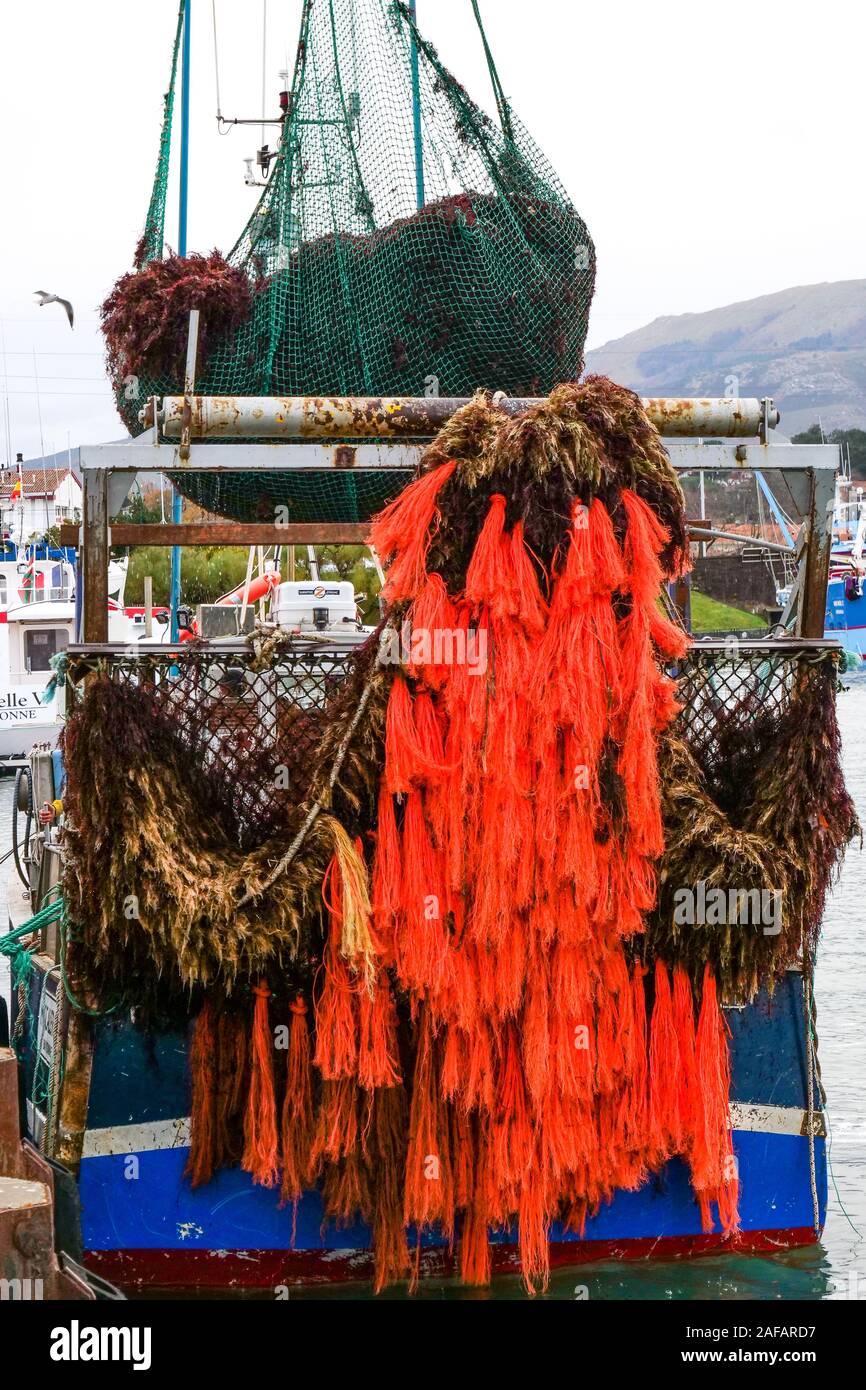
420, 377, 689, 594
61, 639, 393, 1012
100, 251, 251, 403
648, 655, 859, 1002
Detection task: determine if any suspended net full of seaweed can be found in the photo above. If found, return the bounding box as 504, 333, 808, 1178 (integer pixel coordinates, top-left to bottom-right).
100, 0, 595, 524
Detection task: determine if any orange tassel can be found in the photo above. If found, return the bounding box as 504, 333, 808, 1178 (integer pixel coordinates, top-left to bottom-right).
371, 790, 402, 959
648, 961, 682, 1163
672, 966, 698, 1151
621, 488, 668, 609
397, 789, 447, 993
358, 977, 402, 1090
241, 981, 279, 1188
521, 948, 550, 1108
460, 1201, 492, 1285
648, 603, 690, 660
459, 1122, 491, 1286
366, 1086, 410, 1293
313, 856, 360, 1079
404, 1009, 454, 1234
510, 520, 549, 632
186, 999, 217, 1188
369, 459, 457, 602
280, 996, 315, 1208
691, 966, 739, 1233
465, 494, 510, 611
413, 690, 448, 776
626, 963, 649, 1160
518, 1162, 551, 1295
407, 572, 458, 687
491, 1027, 532, 1194
588, 498, 626, 593
312, 1077, 360, 1165
384, 675, 447, 793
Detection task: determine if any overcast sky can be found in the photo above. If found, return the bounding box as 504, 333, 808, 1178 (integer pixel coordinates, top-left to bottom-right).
0, 0, 863, 461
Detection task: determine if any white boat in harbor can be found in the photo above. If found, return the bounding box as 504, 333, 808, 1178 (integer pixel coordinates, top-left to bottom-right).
0, 553, 130, 761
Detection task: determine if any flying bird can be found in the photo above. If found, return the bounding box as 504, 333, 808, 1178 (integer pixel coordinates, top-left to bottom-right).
34, 290, 74, 328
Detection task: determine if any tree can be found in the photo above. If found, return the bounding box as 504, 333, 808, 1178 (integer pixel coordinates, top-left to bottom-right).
114, 484, 382, 616
792, 424, 866, 479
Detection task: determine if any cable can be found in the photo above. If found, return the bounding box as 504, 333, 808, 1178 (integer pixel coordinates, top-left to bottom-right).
261, 0, 268, 148
12, 765, 33, 889
211, 0, 223, 121
468, 0, 515, 141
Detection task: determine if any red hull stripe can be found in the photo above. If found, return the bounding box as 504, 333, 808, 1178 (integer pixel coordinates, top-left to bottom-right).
86, 1227, 819, 1292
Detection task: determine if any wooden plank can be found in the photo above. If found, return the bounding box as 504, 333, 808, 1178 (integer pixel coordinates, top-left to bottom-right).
65, 519, 709, 548
798, 469, 834, 639
60, 522, 370, 548
81, 472, 108, 643
54, 1011, 95, 1179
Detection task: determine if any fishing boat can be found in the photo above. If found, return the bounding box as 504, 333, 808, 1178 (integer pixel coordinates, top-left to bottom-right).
0, 0, 854, 1299
0, 549, 135, 762
767, 473, 866, 660
820, 477, 866, 659
1, 396, 845, 1294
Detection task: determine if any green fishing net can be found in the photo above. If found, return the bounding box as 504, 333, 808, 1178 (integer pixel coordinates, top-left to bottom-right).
109, 0, 596, 523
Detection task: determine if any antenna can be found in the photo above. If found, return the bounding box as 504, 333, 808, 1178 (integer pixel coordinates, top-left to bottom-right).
261, 0, 268, 150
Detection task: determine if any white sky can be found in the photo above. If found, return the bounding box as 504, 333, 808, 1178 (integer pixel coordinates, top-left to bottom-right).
0, 0, 863, 461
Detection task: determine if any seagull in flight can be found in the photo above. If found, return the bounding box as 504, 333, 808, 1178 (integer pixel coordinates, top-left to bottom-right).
34, 290, 74, 328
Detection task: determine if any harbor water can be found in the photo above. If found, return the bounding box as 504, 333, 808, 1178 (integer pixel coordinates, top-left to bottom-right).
1, 675, 863, 1302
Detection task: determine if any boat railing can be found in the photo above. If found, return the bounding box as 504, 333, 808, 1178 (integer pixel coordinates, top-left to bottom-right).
64, 635, 843, 839
673, 637, 843, 765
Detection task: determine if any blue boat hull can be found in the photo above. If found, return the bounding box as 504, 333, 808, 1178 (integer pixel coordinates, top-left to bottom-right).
50, 970, 826, 1291
825, 575, 866, 658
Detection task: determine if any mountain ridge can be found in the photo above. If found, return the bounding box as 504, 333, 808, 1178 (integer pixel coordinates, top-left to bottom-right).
585, 279, 866, 435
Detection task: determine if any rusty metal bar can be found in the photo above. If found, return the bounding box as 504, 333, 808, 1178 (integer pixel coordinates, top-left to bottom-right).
61, 521, 370, 548
688, 526, 794, 555
155, 394, 779, 441
798, 466, 836, 638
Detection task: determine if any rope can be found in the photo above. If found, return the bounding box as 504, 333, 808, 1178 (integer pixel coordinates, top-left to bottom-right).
140, 0, 187, 264
237, 650, 383, 907
212, 0, 224, 122
261, 0, 268, 149
1, 900, 63, 1057
469, 0, 515, 142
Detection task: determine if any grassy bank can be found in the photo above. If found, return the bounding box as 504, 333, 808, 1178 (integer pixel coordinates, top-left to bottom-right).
690, 590, 768, 632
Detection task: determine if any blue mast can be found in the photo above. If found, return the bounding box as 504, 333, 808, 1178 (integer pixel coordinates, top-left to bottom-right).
408, 0, 424, 210
170, 0, 191, 641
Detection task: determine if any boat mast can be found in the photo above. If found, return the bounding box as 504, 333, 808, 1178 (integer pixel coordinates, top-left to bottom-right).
408, 1, 424, 211
170, 0, 192, 641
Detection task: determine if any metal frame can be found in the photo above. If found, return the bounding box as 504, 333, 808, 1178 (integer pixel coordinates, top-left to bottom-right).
152, 393, 780, 441
71, 394, 841, 644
